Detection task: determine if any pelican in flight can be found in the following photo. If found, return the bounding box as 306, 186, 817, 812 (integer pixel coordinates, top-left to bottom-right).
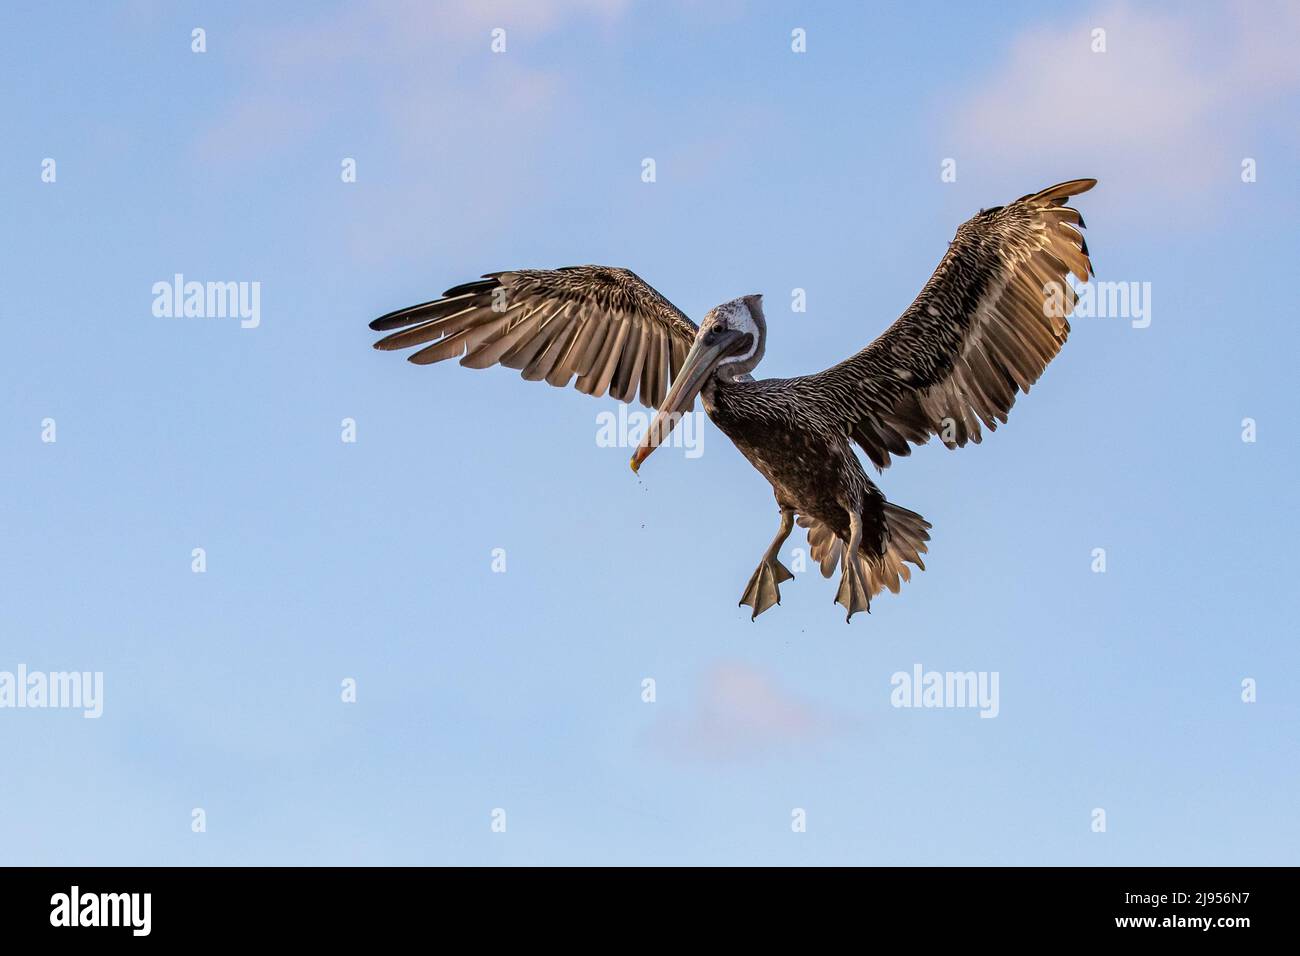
371, 179, 1095, 621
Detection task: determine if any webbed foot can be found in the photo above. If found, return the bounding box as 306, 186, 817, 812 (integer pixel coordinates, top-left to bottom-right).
834, 555, 871, 622
739, 557, 795, 620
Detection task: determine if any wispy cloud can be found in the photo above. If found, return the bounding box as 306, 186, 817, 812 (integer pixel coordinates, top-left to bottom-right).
647, 660, 850, 763
193, 0, 633, 257
946, 1, 1300, 212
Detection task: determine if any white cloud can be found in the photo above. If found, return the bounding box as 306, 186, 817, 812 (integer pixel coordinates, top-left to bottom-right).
193, 1, 634, 257
945, 1, 1300, 211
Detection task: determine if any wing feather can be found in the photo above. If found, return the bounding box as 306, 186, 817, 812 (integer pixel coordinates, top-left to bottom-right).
805, 179, 1096, 469
371, 266, 698, 409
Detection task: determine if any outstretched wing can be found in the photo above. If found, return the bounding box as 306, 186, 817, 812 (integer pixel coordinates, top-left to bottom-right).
806, 179, 1096, 469
370, 265, 699, 409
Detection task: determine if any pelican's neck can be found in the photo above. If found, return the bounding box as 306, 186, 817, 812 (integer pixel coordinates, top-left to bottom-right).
701, 371, 753, 418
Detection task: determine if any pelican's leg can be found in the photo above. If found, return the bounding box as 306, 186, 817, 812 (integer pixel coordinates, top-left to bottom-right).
738, 508, 796, 620
834, 509, 871, 622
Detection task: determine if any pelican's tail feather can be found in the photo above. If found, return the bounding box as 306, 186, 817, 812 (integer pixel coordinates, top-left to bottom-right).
799, 500, 931, 613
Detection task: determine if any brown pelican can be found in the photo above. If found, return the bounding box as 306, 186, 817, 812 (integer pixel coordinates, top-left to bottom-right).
371, 179, 1095, 621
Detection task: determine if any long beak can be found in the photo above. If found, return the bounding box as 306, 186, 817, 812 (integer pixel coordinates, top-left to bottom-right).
630, 330, 746, 473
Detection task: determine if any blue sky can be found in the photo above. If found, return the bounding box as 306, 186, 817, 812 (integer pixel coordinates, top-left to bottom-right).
2, 0, 1297, 865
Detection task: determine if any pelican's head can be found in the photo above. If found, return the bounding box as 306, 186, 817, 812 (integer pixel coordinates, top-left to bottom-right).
699, 294, 766, 380
631, 294, 765, 472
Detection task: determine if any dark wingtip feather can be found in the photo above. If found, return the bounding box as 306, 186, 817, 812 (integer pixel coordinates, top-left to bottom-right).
369, 307, 410, 331
370, 298, 443, 331
441, 277, 499, 298
1034, 178, 1098, 205
372, 331, 410, 350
